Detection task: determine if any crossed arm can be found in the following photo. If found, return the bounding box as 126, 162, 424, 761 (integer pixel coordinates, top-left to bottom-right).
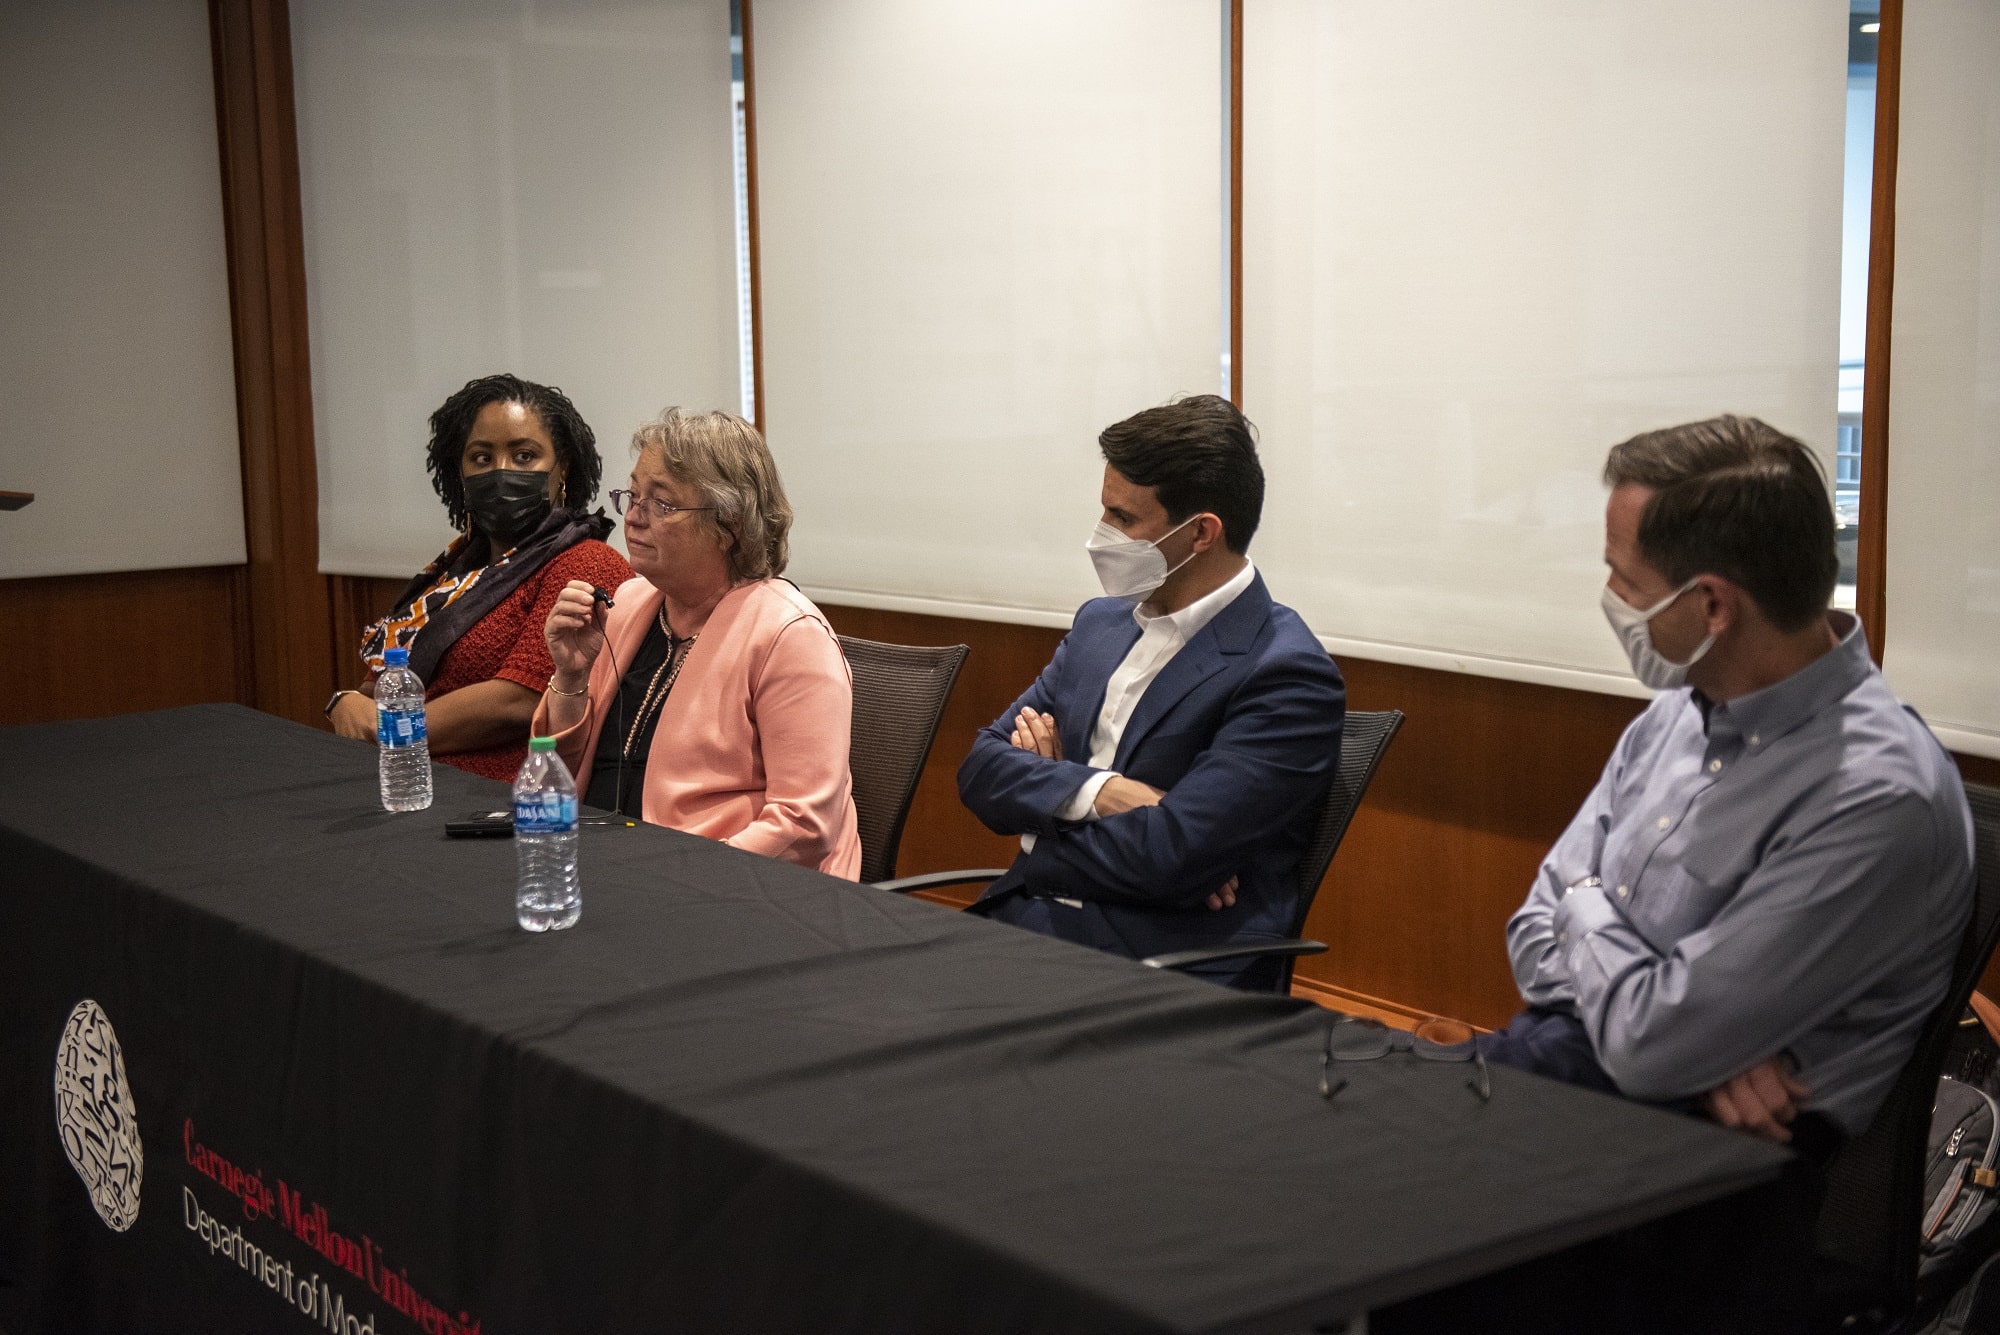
1006, 706, 1236, 911
1510, 742, 1936, 1141
958, 639, 1345, 912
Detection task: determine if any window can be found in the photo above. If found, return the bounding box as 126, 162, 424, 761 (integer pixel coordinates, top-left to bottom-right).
731, 0, 756, 423
1833, 1, 1879, 595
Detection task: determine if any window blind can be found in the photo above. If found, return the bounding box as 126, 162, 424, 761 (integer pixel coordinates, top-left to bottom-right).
754, 0, 1224, 625
1240, 0, 1848, 696
1882, 0, 2000, 759
0, 0, 245, 579
293, 0, 741, 578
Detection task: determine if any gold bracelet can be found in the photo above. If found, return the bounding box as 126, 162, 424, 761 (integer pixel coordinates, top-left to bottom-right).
546, 674, 588, 698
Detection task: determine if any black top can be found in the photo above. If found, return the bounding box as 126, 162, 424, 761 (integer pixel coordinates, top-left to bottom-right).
0, 704, 1791, 1335
584, 617, 674, 815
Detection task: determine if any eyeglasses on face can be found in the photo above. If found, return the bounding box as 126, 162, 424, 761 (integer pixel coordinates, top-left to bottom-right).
1319, 1015, 1491, 1103
608, 489, 714, 523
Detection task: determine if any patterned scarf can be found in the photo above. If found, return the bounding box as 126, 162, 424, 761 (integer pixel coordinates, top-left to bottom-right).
360, 507, 614, 683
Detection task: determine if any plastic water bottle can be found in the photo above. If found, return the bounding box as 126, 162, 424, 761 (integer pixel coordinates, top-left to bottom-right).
375, 647, 433, 812
514, 736, 580, 932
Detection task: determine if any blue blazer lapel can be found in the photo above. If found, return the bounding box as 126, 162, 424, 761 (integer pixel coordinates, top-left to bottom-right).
1063, 608, 1141, 761
1113, 573, 1272, 769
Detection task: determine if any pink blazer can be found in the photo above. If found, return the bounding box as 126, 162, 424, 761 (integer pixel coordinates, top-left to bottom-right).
532, 577, 862, 879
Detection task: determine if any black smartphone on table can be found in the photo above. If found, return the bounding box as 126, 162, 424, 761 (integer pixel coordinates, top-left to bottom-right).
444, 810, 513, 838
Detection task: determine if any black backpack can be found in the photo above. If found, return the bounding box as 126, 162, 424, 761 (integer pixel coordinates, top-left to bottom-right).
1921, 1074, 2000, 1272
1914, 1250, 2000, 1335
1914, 996, 2000, 1329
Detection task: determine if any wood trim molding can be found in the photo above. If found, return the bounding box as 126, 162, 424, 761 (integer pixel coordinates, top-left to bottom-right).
208, 0, 332, 726
740, 0, 766, 437
1855, 0, 1902, 665
1289, 976, 1485, 1034
1228, 0, 1244, 408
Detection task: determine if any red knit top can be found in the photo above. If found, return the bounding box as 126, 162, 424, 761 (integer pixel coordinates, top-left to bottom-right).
423, 540, 632, 782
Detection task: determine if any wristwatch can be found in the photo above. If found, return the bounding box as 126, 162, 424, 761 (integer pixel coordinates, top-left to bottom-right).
323, 689, 359, 718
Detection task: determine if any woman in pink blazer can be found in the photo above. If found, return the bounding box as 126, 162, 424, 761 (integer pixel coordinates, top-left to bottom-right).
536, 407, 860, 879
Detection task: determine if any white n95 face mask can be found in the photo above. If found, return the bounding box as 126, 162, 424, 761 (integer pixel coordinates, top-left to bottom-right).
1600, 578, 1714, 691
1085, 516, 1198, 601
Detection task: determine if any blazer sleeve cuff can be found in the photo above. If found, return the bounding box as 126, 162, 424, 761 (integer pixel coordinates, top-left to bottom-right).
1059, 770, 1116, 822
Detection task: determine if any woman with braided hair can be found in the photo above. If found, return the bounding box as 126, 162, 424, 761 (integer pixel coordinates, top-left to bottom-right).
327, 373, 630, 781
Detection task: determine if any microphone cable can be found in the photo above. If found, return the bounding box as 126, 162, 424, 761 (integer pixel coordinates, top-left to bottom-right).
576, 586, 638, 829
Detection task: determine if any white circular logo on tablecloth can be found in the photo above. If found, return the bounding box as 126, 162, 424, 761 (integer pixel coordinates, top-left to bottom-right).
53, 999, 144, 1232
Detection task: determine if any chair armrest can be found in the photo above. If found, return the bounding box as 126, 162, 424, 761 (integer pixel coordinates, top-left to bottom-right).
874, 869, 1010, 894
1142, 939, 1328, 972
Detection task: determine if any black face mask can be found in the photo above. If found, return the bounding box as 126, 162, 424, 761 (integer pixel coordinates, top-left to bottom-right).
463, 468, 554, 552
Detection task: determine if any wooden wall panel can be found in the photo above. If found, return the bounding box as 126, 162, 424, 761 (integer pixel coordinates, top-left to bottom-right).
817, 603, 1993, 1029
1961, 754, 2000, 791
0, 567, 251, 727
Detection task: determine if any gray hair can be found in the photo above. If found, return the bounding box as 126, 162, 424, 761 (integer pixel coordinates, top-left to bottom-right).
631, 407, 793, 581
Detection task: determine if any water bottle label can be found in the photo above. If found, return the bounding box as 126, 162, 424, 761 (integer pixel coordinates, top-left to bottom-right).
514, 794, 577, 834
377, 706, 428, 748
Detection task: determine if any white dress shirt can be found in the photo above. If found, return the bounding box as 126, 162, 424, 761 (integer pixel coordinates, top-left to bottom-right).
1021, 559, 1257, 879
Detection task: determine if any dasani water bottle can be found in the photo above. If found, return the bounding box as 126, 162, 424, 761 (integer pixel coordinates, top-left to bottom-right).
514, 736, 580, 931
375, 647, 433, 812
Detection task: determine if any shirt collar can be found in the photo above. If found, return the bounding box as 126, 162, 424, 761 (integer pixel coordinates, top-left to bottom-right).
1132, 558, 1257, 640
1704, 611, 1873, 745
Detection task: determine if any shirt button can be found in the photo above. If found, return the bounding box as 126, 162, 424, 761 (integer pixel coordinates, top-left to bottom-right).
1657, 816, 1670, 830
1749, 733, 1761, 747
1709, 759, 1723, 773
1616, 884, 1629, 899
1557, 931, 1569, 946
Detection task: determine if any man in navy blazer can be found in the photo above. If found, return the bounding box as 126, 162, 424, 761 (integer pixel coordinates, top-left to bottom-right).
958, 395, 1346, 989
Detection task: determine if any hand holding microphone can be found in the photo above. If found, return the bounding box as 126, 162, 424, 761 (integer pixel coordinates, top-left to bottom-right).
545, 580, 613, 685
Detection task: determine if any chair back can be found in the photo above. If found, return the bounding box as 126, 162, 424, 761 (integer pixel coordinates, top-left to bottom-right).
1815, 781, 2000, 1316
839, 636, 970, 885
1272, 709, 1405, 989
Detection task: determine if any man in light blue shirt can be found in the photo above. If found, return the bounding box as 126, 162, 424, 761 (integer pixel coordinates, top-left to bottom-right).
1489, 416, 1973, 1145
1453, 416, 1976, 1333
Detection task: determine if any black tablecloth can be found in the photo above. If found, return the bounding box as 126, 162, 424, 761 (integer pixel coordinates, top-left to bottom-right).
0, 705, 1787, 1334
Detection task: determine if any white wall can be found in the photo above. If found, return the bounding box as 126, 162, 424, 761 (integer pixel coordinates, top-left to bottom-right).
755, 0, 1225, 624
1241, 0, 1847, 697
0, 0, 246, 580
294, 0, 742, 578
1883, 0, 2000, 759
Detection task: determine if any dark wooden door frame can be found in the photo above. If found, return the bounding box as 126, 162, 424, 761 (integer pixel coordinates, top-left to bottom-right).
1855, 0, 1901, 665
740, 0, 766, 437
208, 0, 334, 726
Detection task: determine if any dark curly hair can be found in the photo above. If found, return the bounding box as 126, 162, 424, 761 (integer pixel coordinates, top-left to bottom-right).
424, 374, 603, 532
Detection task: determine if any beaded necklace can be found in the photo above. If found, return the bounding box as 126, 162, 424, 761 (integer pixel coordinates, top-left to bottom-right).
621, 604, 697, 760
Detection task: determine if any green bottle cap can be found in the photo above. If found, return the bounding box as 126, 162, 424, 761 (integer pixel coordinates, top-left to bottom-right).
528, 735, 556, 752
